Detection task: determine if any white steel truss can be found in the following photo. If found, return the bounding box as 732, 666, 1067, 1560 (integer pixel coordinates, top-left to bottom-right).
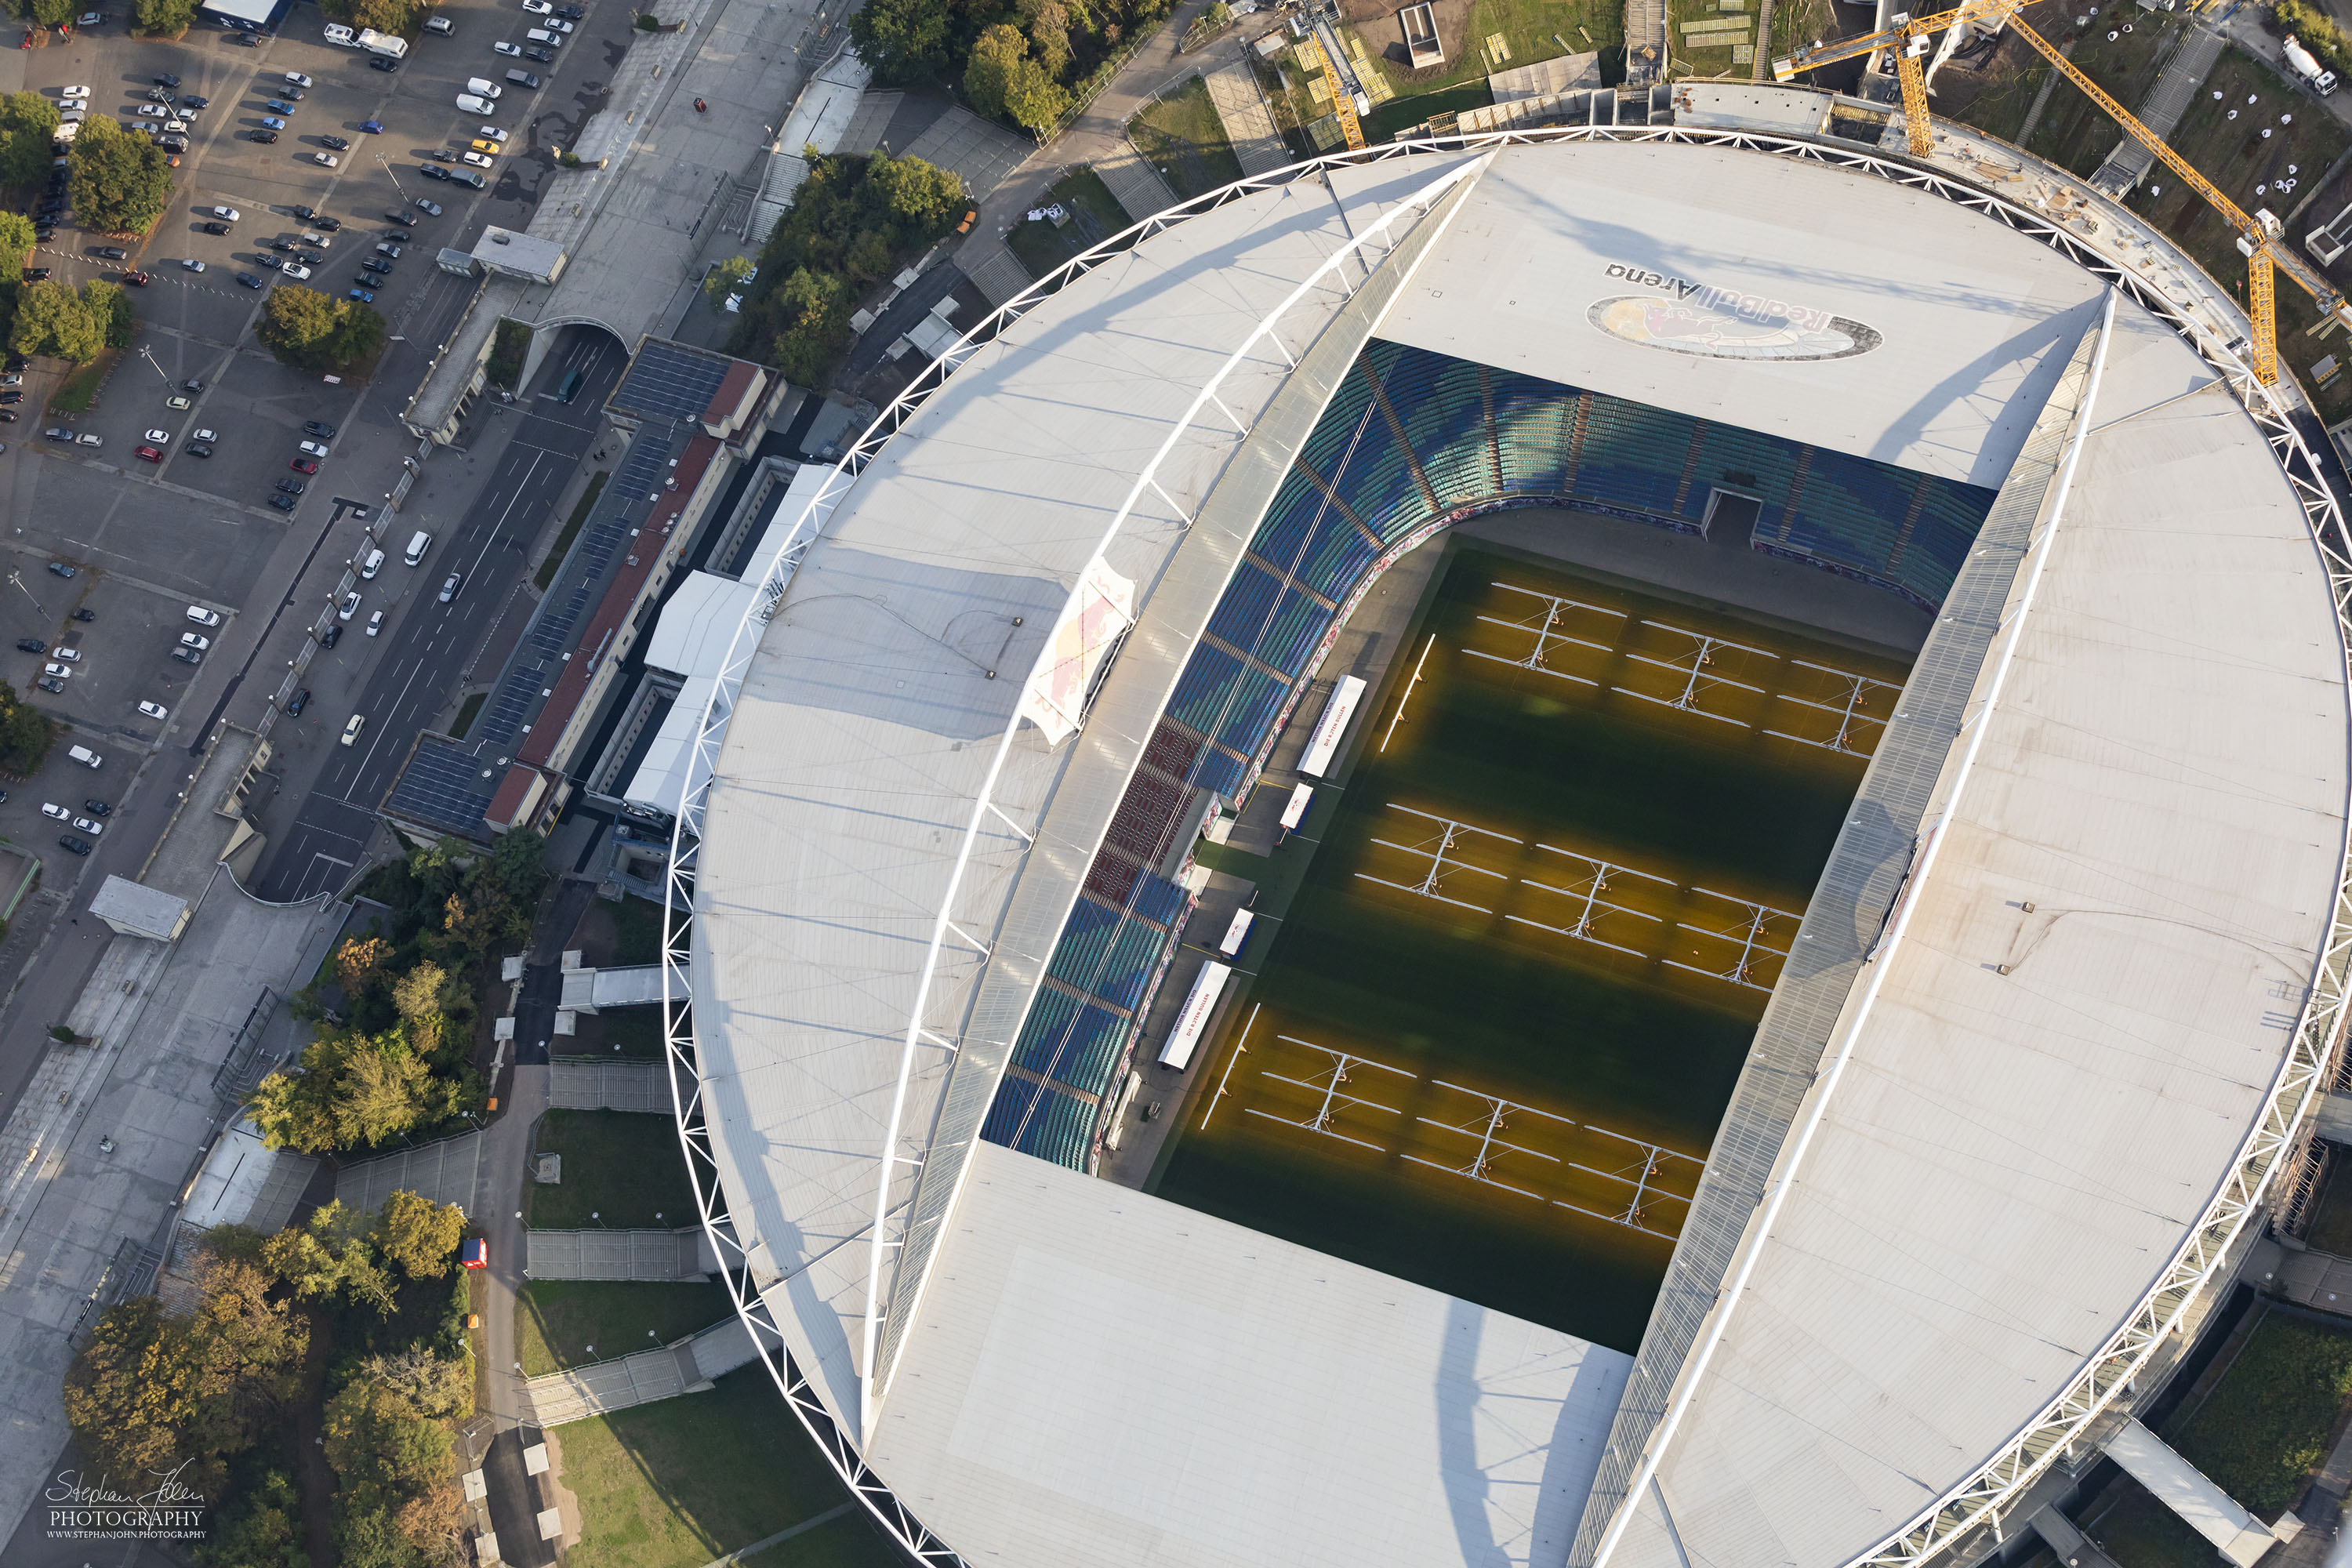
1617, 620, 1773, 725
647, 120, 2352, 1568
1358, 802, 1521, 913
1664, 887, 1804, 992
1511, 843, 1675, 957
1767, 659, 1902, 757
1403, 1076, 1576, 1200
1466, 580, 1624, 682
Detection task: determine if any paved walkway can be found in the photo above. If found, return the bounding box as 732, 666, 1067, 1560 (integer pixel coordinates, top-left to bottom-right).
549, 1056, 671, 1113
1203, 50, 1290, 176
526, 1225, 714, 1280
2092, 21, 2227, 194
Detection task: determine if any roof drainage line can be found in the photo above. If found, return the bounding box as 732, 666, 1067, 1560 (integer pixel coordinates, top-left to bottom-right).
1588, 287, 2121, 1568
850, 152, 1498, 1444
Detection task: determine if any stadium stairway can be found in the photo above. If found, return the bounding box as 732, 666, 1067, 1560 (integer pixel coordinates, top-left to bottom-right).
525, 1225, 717, 1281
521, 1313, 758, 1425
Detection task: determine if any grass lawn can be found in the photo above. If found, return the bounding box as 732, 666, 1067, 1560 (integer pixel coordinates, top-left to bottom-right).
535, 470, 611, 591
557, 1005, 670, 1058
2018, 9, 2187, 178
2089, 1483, 2215, 1568
451, 690, 487, 740
517, 1279, 734, 1375
610, 894, 668, 967
2307, 1156, 2352, 1254
528, 1109, 698, 1229
1006, 167, 1133, 281
1131, 75, 1244, 201
557, 1368, 899, 1568
48, 349, 118, 415
2119, 47, 2352, 422
2167, 1308, 2352, 1515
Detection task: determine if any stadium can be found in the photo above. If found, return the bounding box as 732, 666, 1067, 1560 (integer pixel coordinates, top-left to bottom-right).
661, 98, 2350, 1568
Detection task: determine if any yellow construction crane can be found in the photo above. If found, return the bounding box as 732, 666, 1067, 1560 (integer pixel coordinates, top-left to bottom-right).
1773, 1, 2352, 384
1303, 28, 1367, 151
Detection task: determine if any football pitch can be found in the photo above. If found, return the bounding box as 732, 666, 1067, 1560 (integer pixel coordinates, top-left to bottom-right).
1152, 543, 1911, 1352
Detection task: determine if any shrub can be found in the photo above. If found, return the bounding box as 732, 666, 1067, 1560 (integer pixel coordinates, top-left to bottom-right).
256, 285, 387, 374
486, 317, 531, 388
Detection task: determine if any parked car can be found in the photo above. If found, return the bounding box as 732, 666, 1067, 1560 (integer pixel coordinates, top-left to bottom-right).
321, 623, 340, 648
290, 456, 318, 474
153, 71, 180, 86
522, 45, 553, 62
56, 836, 90, 856
319, 133, 349, 149
463, 149, 494, 165
236, 273, 264, 289
93, 244, 125, 260
83, 799, 109, 816
187, 440, 212, 456
413, 198, 443, 216
259, 115, 285, 131
13, 638, 42, 653
201, 220, 230, 234
282, 263, 311, 280
209, 205, 239, 221
492, 40, 521, 55
253, 253, 282, 270
180, 632, 209, 650
137, 700, 169, 719
49, 646, 79, 662
339, 592, 360, 621
286, 688, 310, 715
360, 119, 384, 134
370, 56, 399, 71
182, 94, 207, 108
35, 677, 65, 695
283, 71, 312, 87
250, 129, 278, 143
304, 421, 336, 438
41, 662, 71, 679
314, 215, 343, 231
180, 258, 205, 272
311, 154, 336, 168
71, 815, 102, 835
267, 495, 296, 513
165, 394, 191, 410
40, 801, 67, 819
275, 477, 303, 495
299, 439, 330, 459
171, 647, 203, 664
347, 285, 376, 303
121, 270, 151, 285
134, 444, 162, 463
419, 162, 452, 180
47, 563, 76, 577
366, 610, 384, 636
142, 427, 169, 445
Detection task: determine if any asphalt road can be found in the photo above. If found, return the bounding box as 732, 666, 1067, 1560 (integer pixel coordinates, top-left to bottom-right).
249, 325, 626, 901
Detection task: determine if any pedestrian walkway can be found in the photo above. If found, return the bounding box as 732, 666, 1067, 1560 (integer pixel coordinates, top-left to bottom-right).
333, 1127, 486, 1214
1203, 52, 1288, 176
549, 1057, 672, 1113
525, 1225, 714, 1280
522, 1313, 758, 1425
1098, 141, 1180, 224
2092, 23, 2224, 194
961, 241, 1036, 306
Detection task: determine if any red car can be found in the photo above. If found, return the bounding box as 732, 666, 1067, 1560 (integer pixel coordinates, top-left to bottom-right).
289, 456, 318, 474
122, 270, 151, 286
136, 445, 162, 463
460, 1238, 488, 1270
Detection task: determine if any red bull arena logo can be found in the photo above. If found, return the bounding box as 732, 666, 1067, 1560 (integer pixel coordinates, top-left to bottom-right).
1588, 264, 1882, 361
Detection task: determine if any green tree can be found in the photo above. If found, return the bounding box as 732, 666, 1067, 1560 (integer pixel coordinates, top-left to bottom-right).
964, 24, 1029, 119
0, 679, 53, 774
372, 1189, 465, 1281
84, 278, 133, 349
0, 213, 32, 277
62, 1254, 307, 1501
704, 254, 754, 306
131, 0, 198, 34
488, 825, 551, 906
336, 935, 394, 998
31, 0, 74, 27
1030, 0, 1072, 76
768, 265, 849, 387
848, 0, 953, 83
0, 92, 60, 191
196, 1468, 305, 1568
249, 1022, 469, 1155
358, 1346, 472, 1418
257, 285, 386, 372
11, 278, 103, 363
260, 1200, 396, 1313
67, 117, 173, 237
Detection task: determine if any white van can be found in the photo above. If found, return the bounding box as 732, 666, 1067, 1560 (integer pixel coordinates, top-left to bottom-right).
360, 547, 386, 579
341, 714, 365, 746
457, 93, 496, 114
405, 530, 432, 566
423, 13, 452, 31
466, 77, 504, 99
186, 604, 222, 626
524, 27, 560, 45
67, 744, 102, 768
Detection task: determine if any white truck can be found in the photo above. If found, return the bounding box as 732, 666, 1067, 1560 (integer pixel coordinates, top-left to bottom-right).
358, 27, 408, 57
2285, 34, 2338, 96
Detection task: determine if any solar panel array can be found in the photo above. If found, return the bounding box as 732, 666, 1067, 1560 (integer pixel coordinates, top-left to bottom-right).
611, 338, 735, 424
383, 732, 502, 837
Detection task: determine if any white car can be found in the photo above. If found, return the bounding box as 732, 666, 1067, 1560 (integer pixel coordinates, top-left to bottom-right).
135, 103, 166, 117
143, 428, 169, 445
60, 84, 91, 97
192, 427, 216, 443
340, 713, 364, 746
546, 17, 572, 30
365, 609, 383, 636
39, 802, 66, 821
75, 433, 102, 446
137, 699, 169, 720
299, 439, 331, 459
283, 263, 312, 280
60, 96, 87, 111
480, 125, 509, 143
71, 815, 103, 836
50, 646, 82, 662
180, 632, 209, 651
521, 0, 550, 11
462, 150, 492, 167
311, 152, 337, 168
492, 40, 521, 54
181, 259, 205, 272
338, 591, 360, 621
210, 205, 240, 221
186, 605, 221, 626
283, 71, 313, 88
42, 663, 71, 680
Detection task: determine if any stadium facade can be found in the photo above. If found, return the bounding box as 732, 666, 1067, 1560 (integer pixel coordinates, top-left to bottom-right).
662, 91, 2352, 1568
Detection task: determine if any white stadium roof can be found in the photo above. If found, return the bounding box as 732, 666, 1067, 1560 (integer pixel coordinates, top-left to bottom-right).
685, 134, 2349, 1568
